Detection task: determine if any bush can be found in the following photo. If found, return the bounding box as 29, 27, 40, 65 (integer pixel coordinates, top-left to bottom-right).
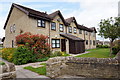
96, 45, 109, 48
2, 48, 16, 62
50, 51, 67, 57
13, 46, 36, 65
112, 46, 120, 55
16, 32, 51, 59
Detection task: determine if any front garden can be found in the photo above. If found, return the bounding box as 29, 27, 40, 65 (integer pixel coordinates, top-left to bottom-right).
1, 32, 70, 65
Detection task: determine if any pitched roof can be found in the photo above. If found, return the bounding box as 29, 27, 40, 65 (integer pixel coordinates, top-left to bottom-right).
4, 3, 97, 33
60, 33, 84, 41
65, 17, 78, 27
48, 10, 68, 26
90, 27, 97, 33
4, 3, 51, 29
77, 24, 93, 32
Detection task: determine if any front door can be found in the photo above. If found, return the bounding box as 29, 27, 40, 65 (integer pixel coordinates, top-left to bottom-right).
61, 39, 66, 52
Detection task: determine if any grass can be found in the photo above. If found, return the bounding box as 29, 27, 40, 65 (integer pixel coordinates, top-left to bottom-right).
0, 61, 5, 65
24, 63, 46, 75
76, 48, 115, 58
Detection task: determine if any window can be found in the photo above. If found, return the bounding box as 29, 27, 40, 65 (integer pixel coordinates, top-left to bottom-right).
10, 26, 13, 33
86, 40, 88, 45
68, 26, 72, 33
13, 24, 15, 33
52, 39, 60, 48
74, 27, 77, 34
90, 40, 92, 45
51, 22, 56, 30
38, 19, 45, 28
79, 29, 82, 34
59, 24, 64, 32
10, 24, 16, 33
93, 40, 96, 45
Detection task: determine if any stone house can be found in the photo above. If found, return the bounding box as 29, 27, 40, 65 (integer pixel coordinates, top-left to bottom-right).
3, 3, 97, 54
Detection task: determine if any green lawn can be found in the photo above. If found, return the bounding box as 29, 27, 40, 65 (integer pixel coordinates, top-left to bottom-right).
76, 48, 115, 58
24, 63, 46, 75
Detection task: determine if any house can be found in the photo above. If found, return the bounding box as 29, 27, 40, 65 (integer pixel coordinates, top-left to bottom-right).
96, 40, 103, 45
3, 3, 97, 54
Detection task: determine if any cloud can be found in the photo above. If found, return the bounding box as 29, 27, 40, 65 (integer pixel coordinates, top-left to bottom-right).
0, 0, 119, 41
62, 0, 119, 41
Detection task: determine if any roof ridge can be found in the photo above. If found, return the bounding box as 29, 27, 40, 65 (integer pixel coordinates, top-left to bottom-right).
13, 3, 47, 15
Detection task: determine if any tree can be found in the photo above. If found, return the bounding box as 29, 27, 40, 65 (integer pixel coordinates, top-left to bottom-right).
99, 17, 120, 56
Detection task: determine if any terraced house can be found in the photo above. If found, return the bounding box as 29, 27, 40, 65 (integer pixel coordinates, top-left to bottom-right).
3, 3, 97, 54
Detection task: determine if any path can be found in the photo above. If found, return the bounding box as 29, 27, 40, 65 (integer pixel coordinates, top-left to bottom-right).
15, 61, 49, 78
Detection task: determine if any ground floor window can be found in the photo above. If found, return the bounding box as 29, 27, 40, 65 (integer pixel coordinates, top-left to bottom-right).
86, 40, 88, 45
52, 39, 60, 48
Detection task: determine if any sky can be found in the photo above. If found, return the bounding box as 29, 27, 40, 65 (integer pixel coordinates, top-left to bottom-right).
0, 0, 119, 41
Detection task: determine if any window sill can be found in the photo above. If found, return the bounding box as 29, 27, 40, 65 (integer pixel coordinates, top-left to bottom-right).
51, 29, 56, 31
37, 26, 45, 28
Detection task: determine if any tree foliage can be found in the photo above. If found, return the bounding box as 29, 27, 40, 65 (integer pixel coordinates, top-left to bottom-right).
99, 17, 120, 56
99, 17, 120, 41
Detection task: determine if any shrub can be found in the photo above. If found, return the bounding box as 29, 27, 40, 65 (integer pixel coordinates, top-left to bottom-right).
13, 46, 36, 65
112, 46, 120, 55
16, 32, 51, 59
96, 45, 109, 48
50, 51, 67, 57
2, 48, 16, 62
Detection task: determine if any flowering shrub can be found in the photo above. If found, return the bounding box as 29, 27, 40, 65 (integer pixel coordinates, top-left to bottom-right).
2, 48, 16, 62
16, 32, 51, 59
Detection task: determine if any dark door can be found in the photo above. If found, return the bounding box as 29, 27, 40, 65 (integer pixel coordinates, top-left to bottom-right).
69, 40, 85, 54
61, 39, 66, 52
69, 40, 76, 54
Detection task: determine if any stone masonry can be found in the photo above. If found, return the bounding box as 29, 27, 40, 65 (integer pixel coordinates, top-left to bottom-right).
0, 62, 16, 80
46, 57, 120, 78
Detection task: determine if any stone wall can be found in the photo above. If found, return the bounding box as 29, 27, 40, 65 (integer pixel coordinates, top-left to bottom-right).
46, 57, 120, 78
0, 62, 16, 80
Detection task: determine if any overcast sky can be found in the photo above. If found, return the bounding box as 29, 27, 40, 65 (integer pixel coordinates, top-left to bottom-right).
0, 0, 119, 41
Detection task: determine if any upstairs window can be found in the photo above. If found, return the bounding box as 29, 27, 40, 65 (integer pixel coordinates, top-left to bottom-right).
38, 19, 45, 28
68, 26, 72, 33
59, 24, 64, 32
52, 39, 60, 48
13, 24, 16, 33
86, 40, 88, 45
74, 27, 77, 34
10, 24, 16, 33
79, 29, 82, 34
10, 26, 13, 33
51, 22, 56, 30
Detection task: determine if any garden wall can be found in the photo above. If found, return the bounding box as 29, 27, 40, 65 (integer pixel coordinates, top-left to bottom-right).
46, 57, 120, 78
0, 62, 16, 80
